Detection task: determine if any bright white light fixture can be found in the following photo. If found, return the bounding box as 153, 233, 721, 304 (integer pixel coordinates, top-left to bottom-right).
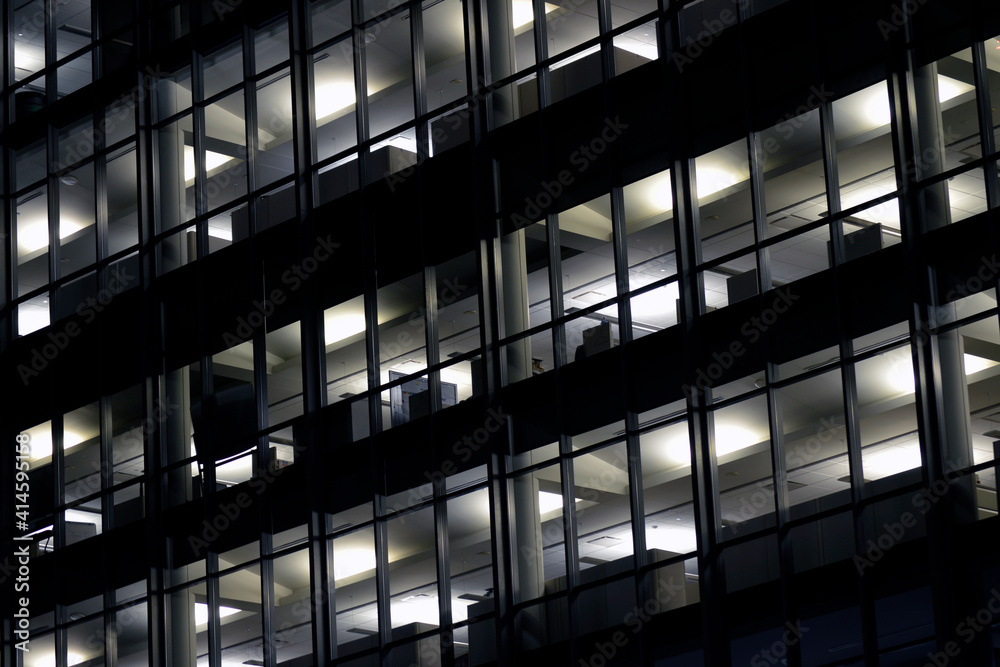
615, 35, 658, 61
18, 301, 50, 337
21, 422, 53, 462
964, 353, 999, 375
325, 312, 366, 346
18, 219, 87, 255
696, 166, 742, 200
864, 444, 921, 478
194, 602, 241, 626
714, 423, 757, 457
537, 490, 564, 514
315, 82, 357, 120
391, 594, 439, 625
183, 146, 233, 183
334, 548, 377, 581
937, 74, 975, 104
645, 524, 697, 554
511, 1, 559, 29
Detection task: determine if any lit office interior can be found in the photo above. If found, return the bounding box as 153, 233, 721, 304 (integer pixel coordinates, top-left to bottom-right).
7, 0, 1000, 665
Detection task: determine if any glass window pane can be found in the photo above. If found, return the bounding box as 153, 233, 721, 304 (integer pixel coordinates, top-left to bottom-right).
256, 69, 295, 187
702, 250, 756, 310
314, 41, 358, 162
424, 0, 468, 112
377, 272, 427, 386
255, 19, 289, 73
855, 344, 921, 483
324, 295, 370, 405
640, 420, 698, 558
312, 0, 352, 47
624, 168, 676, 290
16, 138, 47, 191
267, 321, 304, 425
273, 550, 313, 661
219, 565, 264, 665
500, 220, 550, 339
64, 402, 101, 505
768, 225, 830, 285
510, 463, 565, 603
778, 369, 850, 515
156, 65, 192, 121
203, 40, 244, 99
58, 52, 92, 97
447, 489, 495, 625
387, 508, 439, 637
434, 252, 480, 361
760, 109, 825, 238
715, 394, 775, 537
559, 194, 615, 314
165, 582, 206, 665
111, 385, 145, 487
107, 144, 140, 255
14, 0, 46, 81
333, 526, 379, 654
60, 163, 96, 277
365, 16, 413, 138
696, 138, 753, 263
833, 81, 897, 210
56, 0, 91, 59
17, 186, 49, 297
204, 91, 248, 212
156, 115, 195, 231
58, 116, 95, 170
574, 442, 634, 574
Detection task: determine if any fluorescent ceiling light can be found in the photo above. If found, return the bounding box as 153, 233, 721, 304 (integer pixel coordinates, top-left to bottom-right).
645, 524, 697, 554
630, 283, 679, 323
512, 1, 558, 29
391, 594, 439, 625
937, 74, 975, 104
183, 146, 233, 183
537, 490, 564, 514
325, 312, 366, 346
696, 166, 742, 200
315, 82, 356, 120
615, 36, 658, 61
864, 444, 921, 478
18, 219, 88, 255
194, 603, 240, 626
18, 302, 50, 337
863, 74, 972, 128
333, 548, 377, 581
964, 353, 999, 375
714, 423, 757, 457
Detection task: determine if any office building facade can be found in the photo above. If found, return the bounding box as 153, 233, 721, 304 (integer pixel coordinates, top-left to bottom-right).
4, 0, 1000, 664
